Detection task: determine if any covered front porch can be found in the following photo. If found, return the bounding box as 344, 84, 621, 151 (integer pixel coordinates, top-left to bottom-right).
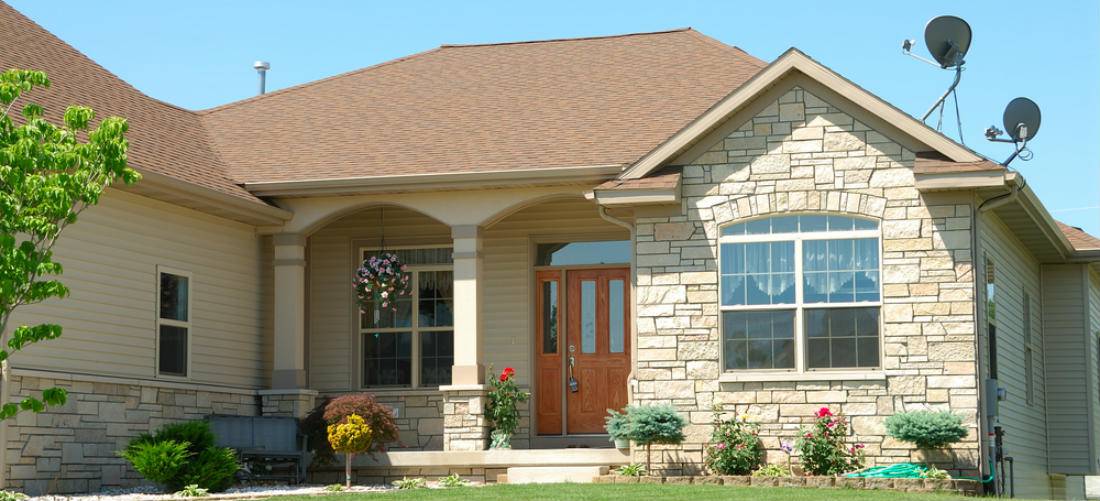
262, 186, 637, 453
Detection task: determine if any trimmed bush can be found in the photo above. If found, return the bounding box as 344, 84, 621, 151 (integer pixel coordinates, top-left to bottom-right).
302, 394, 401, 468
119, 440, 190, 486
885, 410, 968, 449
604, 409, 632, 445
626, 404, 686, 473
118, 420, 239, 492
795, 407, 865, 476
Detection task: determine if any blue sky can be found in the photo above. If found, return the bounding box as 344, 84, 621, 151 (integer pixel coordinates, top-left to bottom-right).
9, 1, 1098, 234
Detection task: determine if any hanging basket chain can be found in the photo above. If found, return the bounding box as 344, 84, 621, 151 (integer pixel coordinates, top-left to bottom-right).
353, 206, 410, 312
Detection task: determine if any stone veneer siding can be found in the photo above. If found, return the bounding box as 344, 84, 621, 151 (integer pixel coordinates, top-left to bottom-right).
631, 86, 980, 474
2, 372, 258, 495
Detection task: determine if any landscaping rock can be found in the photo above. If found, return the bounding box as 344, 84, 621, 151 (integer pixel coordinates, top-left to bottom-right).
835, 477, 865, 489
720, 475, 751, 486
803, 476, 835, 488
750, 476, 779, 487
663, 476, 693, 485
776, 477, 805, 488
865, 478, 896, 490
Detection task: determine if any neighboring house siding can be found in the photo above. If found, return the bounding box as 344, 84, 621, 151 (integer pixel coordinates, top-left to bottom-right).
979, 214, 1049, 498
9, 189, 267, 389
1040, 263, 1091, 475
632, 83, 981, 474
1090, 270, 1100, 473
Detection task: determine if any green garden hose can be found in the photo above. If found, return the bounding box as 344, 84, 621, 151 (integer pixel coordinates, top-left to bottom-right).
845, 462, 930, 478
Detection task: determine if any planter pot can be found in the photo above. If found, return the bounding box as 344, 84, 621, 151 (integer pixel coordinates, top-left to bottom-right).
614, 438, 630, 450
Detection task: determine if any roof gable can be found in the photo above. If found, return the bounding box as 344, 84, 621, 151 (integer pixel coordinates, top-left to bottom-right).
621, 49, 982, 180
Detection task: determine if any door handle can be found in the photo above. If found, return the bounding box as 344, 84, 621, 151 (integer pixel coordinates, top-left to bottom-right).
568, 345, 579, 392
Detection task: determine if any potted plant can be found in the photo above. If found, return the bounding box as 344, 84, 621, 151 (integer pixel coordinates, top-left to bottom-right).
626, 404, 686, 474
605, 409, 632, 450
486, 367, 529, 448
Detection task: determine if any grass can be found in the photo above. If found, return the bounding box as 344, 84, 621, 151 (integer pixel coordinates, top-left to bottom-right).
267, 483, 976, 501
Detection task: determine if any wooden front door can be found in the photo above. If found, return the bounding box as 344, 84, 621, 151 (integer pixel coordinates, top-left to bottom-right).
535, 267, 631, 435
565, 268, 631, 434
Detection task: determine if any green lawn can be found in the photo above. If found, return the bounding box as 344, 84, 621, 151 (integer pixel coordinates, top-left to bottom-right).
269, 483, 976, 501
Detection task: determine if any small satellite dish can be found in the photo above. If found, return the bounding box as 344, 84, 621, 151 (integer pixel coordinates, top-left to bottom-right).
924, 15, 972, 68
1002, 97, 1041, 142
985, 97, 1042, 165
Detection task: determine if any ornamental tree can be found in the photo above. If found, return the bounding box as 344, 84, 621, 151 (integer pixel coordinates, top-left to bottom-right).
0, 69, 138, 418
327, 414, 373, 488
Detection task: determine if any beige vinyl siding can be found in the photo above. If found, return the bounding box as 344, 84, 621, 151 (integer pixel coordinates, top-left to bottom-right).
1090, 270, 1100, 472
1041, 264, 1091, 474
482, 197, 629, 385
981, 213, 1049, 497
8, 189, 267, 388
306, 197, 627, 391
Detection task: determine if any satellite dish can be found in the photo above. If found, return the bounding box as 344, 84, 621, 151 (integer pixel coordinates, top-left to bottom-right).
1002, 97, 1041, 142
924, 15, 972, 68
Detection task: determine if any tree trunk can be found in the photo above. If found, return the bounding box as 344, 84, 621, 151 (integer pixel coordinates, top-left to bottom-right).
345, 452, 353, 489
645, 443, 651, 476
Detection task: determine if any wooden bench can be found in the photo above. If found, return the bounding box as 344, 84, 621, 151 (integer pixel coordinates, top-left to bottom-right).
207, 414, 308, 484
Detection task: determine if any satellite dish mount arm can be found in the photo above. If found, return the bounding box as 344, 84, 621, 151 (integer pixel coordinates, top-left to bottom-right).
920, 46, 964, 122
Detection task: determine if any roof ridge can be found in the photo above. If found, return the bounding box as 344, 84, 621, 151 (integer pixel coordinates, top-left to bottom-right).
198, 47, 443, 115
439, 27, 693, 48
681, 28, 767, 68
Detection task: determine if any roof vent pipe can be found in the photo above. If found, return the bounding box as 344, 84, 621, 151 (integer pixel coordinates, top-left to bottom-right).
253, 61, 270, 95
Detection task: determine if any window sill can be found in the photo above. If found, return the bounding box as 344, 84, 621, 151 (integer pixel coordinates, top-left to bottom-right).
718, 371, 887, 383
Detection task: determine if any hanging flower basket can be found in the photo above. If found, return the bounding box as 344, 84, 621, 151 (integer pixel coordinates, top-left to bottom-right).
355, 252, 411, 311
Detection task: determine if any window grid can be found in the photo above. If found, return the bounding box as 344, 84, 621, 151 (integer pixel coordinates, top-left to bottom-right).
360, 247, 453, 389
719, 215, 882, 373
156, 267, 192, 379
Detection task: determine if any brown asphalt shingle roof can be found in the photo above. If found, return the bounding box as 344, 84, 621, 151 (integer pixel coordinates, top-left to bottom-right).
0, 2, 264, 205
1057, 221, 1100, 251
199, 28, 766, 184
913, 152, 1004, 175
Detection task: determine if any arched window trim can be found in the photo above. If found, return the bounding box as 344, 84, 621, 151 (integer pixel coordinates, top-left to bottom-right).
717, 212, 884, 375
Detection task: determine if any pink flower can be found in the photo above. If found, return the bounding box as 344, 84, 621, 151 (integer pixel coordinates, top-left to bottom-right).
715, 443, 726, 450
816, 407, 833, 418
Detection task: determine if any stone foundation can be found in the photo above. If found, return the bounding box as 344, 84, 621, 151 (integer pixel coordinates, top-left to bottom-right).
1, 371, 259, 495
259, 389, 317, 418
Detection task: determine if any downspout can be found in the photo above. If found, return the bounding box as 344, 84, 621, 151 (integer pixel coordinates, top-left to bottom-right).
973, 173, 1021, 490
598, 206, 638, 404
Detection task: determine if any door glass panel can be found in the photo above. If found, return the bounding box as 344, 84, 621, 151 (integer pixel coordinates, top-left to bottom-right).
541, 280, 559, 354
609, 279, 624, 353
581, 280, 596, 353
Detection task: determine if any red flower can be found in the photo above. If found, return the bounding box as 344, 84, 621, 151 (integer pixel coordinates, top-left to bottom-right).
500, 367, 516, 381
816, 407, 833, 418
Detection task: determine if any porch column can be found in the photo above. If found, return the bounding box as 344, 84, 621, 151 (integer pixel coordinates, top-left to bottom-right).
440, 224, 489, 451
272, 233, 308, 390
449, 224, 484, 385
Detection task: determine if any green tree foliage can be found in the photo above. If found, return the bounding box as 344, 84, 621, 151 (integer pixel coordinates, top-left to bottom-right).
626, 404, 686, 473
885, 410, 968, 449
0, 69, 138, 418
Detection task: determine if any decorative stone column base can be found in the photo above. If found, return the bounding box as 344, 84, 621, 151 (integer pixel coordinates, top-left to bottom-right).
259, 389, 319, 418
440, 385, 489, 451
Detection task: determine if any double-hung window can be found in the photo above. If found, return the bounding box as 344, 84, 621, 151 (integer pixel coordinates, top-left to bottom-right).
719, 215, 881, 372
360, 247, 454, 388
157, 267, 191, 378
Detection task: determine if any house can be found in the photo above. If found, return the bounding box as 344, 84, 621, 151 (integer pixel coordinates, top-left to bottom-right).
1, 2, 1098, 499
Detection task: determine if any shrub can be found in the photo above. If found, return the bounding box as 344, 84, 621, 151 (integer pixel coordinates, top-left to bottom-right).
604, 409, 632, 445
752, 464, 792, 478
704, 409, 764, 475
118, 440, 190, 486
118, 420, 239, 492
321, 394, 400, 454
626, 404, 686, 473
616, 463, 644, 477
795, 407, 865, 476
328, 414, 374, 488
323, 484, 346, 492
179, 447, 239, 493
174, 485, 209, 498
392, 477, 427, 490
0, 491, 27, 501
920, 465, 951, 480
486, 366, 529, 448
885, 411, 968, 449
439, 473, 467, 488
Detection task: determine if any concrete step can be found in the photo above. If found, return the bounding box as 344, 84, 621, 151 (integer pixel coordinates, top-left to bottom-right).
505, 466, 608, 484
